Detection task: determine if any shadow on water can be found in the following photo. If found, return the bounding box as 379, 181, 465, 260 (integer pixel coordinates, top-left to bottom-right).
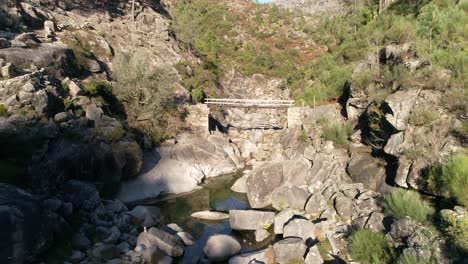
151, 172, 276, 264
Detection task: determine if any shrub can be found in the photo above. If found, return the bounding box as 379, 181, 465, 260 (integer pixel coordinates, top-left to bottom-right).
190, 87, 205, 103
0, 104, 8, 117
409, 106, 440, 126
384, 189, 435, 223
441, 209, 468, 252
323, 123, 350, 147
396, 251, 434, 264
82, 81, 112, 97
350, 229, 395, 264
105, 127, 125, 142
298, 129, 308, 143
439, 153, 468, 206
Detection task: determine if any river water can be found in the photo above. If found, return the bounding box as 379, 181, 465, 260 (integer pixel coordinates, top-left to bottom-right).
150, 172, 275, 263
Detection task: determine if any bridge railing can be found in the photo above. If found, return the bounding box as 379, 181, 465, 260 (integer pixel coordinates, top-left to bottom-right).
205, 98, 295, 108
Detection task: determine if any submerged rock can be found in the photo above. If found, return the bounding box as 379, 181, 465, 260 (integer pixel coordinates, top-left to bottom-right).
204, 235, 241, 262
191, 210, 230, 220
127, 205, 161, 227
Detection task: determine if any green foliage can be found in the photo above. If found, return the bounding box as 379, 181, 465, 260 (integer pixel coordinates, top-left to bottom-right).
439, 153, 468, 206
298, 129, 309, 143
323, 123, 350, 147
105, 127, 125, 142
350, 229, 395, 264
83, 81, 112, 97
384, 189, 435, 223
286, 259, 305, 264
0, 104, 8, 117
113, 50, 181, 141
190, 87, 205, 103
396, 251, 434, 264
441, 209, 468, 252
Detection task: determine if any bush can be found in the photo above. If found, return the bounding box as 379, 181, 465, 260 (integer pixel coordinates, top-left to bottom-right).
0, 104, 8, 117
396, 251, 434, 264
83, 81, 112, 97
384, 189, 435, 223
441, 209, 468, 252
323, 123, 350, 147
105, 127, 125, 142
439, 153, 468, 206
350, 229, 395, 264
190, 87, 205, 103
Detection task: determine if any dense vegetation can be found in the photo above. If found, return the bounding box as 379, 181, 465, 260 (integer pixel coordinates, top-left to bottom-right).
349, 229, 396, 264
384, 189, 435, 223
171, 0, 467, 114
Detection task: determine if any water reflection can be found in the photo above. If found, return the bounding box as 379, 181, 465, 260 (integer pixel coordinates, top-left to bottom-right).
153, 173, 274, 263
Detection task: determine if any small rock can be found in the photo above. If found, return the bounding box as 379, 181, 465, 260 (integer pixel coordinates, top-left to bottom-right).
116, 241, 130, 254
254, 229, 270, 242
191, 210, 230, 221
21, 83, 36, 92
54, 112, 71, 122
127, 205, 161, 227
0, 38, 10, 49
176, 232, 195, 246
70, 250, 85, 263
43, 198, 62, 212
231, 175, 248, 193
273, 238, 307, 264
68, 81, 86, 97
1, 63, 20, 78
274, 208, 296, 234
166, 223, 184, 233
304, 245, 323, 264
91, 244, 119, 260
136, 227, 184, 257
204, 235, 241, 262
72, 233, 91, 250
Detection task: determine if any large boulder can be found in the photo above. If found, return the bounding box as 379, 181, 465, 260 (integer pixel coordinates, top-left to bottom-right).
0, 44, 80, 78
246, 162, 284, 208
384, 88, 421, 131
283, 219, 316, 242
229, 210, 275, 230
136, 227, 184, 257
273, 238, 307, 264
118, 133, 244, 203
270, 183, 309, 211
0, 184, 54, 264
204, 235, 241, 262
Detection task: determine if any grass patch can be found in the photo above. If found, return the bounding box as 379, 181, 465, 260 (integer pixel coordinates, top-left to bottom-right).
441, 209, 468, 252
350, 229, 395, 264
438, 153, 468, 206
384, 189, 435, 223
323, 123, 350, 147
0, 104, 8, 117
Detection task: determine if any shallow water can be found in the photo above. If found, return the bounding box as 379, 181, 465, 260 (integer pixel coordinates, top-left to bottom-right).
152, 172, 275, 263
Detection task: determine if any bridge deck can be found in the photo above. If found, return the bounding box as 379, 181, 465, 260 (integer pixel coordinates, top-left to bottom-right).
205, 98, 295, 108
